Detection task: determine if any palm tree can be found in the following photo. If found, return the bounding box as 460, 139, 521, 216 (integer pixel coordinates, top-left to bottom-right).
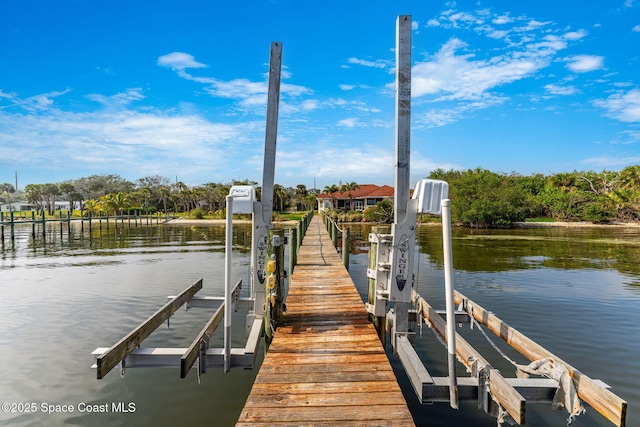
158, 185, 171, 215
0, 183, 15, 211
82, 199, 101, 217
295, 184, 308, 210
339, 182, 360, 211
322, 185, 339, 210
59, 182, 76, 214
99, 192, 132, 215
25, 184, 45, 212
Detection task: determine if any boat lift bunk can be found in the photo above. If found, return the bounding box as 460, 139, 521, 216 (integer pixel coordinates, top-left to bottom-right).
91, 41, 284, 381
367, 15, 627, 427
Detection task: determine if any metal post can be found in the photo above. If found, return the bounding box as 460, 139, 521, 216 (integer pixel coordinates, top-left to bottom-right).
224, 195, 233, 372
260, 41, 282, 227
442, 199, 458, 408
391, 15, 413, 341
394, 15, 412, 225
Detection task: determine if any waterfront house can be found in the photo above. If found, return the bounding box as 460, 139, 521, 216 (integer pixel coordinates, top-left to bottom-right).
316, 184, 394, 212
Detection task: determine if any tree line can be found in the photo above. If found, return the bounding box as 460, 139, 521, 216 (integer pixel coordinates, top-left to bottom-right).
428, 166, 640, 227
2, 166, 639, 226
0, 174, 319, 217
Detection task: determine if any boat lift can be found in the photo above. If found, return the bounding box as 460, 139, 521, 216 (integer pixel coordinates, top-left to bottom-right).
92, 41, 285, 380
364, 15, 627, 427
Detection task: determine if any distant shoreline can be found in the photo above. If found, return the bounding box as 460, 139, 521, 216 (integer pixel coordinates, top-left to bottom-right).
513, 221, 640, 228
166, 217, 640, 228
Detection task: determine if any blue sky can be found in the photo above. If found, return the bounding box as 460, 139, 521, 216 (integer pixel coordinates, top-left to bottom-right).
1, 1, 639, 190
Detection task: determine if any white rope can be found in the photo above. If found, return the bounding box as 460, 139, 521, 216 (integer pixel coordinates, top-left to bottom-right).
469, 316, 585, 424
470, 316, 520, 367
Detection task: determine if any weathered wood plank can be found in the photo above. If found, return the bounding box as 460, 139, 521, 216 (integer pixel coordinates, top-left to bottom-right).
237, 216, 414, 426
180, 303, 224, 378
248, 381, 404, 395
96, 278, 203, 379
244, 390, 406, 407
238, 405, 413, 423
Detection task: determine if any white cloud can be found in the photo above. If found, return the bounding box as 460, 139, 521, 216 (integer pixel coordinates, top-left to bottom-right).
583, 155, 640, 167
493, 15, 513, 25
0, 90, 15, 100
337, 118, 359, 127
633, 25, 640, 32
157, 52, 207, 71
0, 102, 265, 183
347, 57, 391, 69
545, 84, 580, 96
593, 88, 640, 122
339, 84, 355, 91
412, 38, 547, 100
563, 29, 588, 41
566, 54, 604, 72
87, 88, 144, 106
0, 89, 72, 112
158, 52, 314, 116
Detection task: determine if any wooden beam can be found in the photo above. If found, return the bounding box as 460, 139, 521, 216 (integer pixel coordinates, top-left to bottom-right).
96, 278, 203, 379
180, 304, 224, 378
454, 290, 627, 427
414, 291, 526, 424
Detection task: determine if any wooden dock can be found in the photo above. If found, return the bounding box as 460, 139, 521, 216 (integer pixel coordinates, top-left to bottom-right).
237, 215, 415, 426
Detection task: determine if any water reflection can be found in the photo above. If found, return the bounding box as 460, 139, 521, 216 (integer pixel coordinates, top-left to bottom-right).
1, 222, 638, 427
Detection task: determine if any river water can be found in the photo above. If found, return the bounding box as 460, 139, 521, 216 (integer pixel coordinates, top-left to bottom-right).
0, 221, 638, 426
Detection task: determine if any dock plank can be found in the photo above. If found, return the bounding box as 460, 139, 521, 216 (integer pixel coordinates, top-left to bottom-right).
236, 216, 415, 426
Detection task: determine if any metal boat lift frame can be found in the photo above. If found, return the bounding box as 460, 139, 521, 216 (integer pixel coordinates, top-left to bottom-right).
92, 41, 284, 381
364, 15, 627, 427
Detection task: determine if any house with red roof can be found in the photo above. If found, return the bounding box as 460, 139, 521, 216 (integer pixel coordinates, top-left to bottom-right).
316, 184, 394, 212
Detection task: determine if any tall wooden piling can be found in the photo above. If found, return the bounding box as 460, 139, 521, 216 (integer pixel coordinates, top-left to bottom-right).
341, 227, 350, 271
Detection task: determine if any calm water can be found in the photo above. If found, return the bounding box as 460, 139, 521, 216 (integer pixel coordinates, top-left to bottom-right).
1, 221, 638, 426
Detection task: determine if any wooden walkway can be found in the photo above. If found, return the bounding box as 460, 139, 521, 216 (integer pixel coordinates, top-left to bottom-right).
237, 215, 415, 426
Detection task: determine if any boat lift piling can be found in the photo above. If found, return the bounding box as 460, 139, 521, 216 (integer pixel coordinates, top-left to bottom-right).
91, 40, 286, 380
364, 14, 627, 426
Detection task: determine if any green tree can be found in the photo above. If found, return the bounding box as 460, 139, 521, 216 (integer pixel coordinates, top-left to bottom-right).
82, 199, 101, 216
99, 192, 132, 215
295, 184, 308, 210
339, 182, 360, 210
42, 183, 60, 215
59, 182, 77, 214
25, 184, 45, 212
448, 168, 527, 227
0, 183, 16, 209
363, 199, 394, 223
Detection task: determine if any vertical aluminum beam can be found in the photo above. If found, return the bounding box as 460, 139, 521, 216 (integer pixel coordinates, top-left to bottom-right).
249, 42, 282, 323
390, 16, 413, 340
224, 195, 233, 373
442, 199, 458, 408
261, 41, 282, 227
394, 15, 411, 224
